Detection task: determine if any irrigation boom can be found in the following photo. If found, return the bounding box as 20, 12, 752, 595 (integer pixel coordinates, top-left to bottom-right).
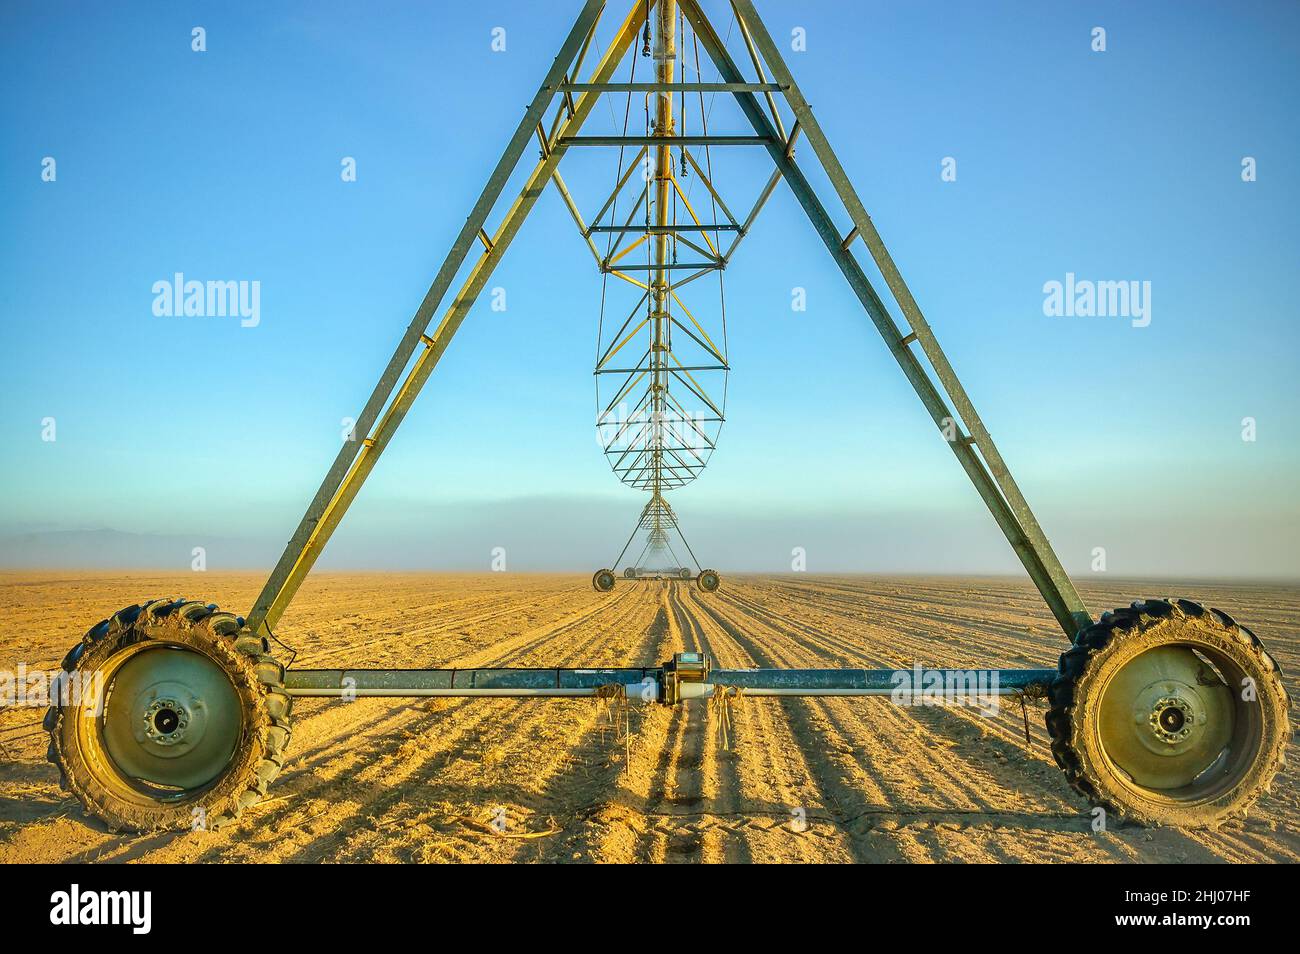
45, 0, 1290, 834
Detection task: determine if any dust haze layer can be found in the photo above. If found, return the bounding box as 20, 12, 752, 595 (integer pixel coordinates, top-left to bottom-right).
3, 495, 1297, 580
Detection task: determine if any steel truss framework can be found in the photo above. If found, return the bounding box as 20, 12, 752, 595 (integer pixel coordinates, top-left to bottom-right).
246, 0, 1094, 703
613, 492, 698, 577
590, 0, 736, 582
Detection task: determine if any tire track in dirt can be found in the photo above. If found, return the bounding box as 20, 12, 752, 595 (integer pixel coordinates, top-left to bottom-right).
503, 590, 679, 863
353, 583, 673, 863
699, 583, 1091, 862
752, 577, 1059, 666
741, 578, 1300, 861
673, 584, 860, 862
199, 585, 661, 863
656, 583, 748, 864
301, 605, 670, 868
731, 579, 1297, 864
696, 589, 973, 860
272, 583, 642, 780
12, 584, 651, 863
719, 579, 1299, 863
598, 583, 715, 863
239, 587, 608, 784
515, 582, 843, 864
720, 584, 1060, 760
491, 585, 718, 863
297, 585, 586, 668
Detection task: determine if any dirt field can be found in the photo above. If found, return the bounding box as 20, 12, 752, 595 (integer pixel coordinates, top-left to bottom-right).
1, 571, 1295, 863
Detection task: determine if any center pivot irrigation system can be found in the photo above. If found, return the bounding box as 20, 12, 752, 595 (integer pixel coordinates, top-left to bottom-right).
47, 0, 1288, 833
586, 0, 730, 594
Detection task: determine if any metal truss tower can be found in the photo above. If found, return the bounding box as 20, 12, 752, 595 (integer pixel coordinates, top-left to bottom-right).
590, 0, 727, 589
237, 0, 1092, 636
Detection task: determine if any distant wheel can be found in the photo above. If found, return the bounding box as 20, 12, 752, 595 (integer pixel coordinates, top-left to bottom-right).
592, 569, 616, 592
624, 567, 636, 579
697, 570, 720, 592
679, 567, 692, 580
1047, 598, 1289, 829
46, 598, 292, 833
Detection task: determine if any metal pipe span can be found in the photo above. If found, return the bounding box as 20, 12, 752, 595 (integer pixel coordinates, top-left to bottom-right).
284, 667, 1056, 700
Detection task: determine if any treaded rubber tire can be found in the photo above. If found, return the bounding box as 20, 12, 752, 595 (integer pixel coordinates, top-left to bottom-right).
592, 569, 616, 592
46, 598, 292, 833
1046, 597, 1289, 829
697, 570, 720, 592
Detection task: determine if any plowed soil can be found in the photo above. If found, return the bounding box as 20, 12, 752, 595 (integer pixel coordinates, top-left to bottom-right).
1, 572, 1295, 863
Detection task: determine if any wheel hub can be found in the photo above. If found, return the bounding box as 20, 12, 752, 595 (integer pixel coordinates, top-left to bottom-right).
1098, 645, 1234, 790
143, 698, 192, 745
1148, 695, 1194, 744
101, 647, 242, 791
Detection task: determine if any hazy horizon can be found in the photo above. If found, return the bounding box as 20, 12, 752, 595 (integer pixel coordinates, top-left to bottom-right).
4, 1, 1298, 581
3, 490, 1297, 581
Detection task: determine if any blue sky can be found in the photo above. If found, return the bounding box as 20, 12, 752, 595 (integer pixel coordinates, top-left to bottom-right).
2, 0, 1298, 577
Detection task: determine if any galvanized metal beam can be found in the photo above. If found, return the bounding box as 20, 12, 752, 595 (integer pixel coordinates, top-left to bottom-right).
681, 0, 1090, 639
589, 224, 739, 233
284, 667, 658, 697
247, 0, 655, 639
711, 668, 1055, 695
249, 0, 1088, 647
601, 262, 720, 271
729, 0, 1090, 639
283, 664, 1055, 701
561, 134, 773, 146
560, 82, 781, 92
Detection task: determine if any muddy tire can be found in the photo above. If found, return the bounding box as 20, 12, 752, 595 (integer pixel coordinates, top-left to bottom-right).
46, 599, 292, 833
592, 569, 616, 592
1046, 598, 1288, 828
697, 570, 720, 592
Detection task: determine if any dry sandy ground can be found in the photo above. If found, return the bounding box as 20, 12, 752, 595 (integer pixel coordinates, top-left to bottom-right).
0, 571, 1296, 864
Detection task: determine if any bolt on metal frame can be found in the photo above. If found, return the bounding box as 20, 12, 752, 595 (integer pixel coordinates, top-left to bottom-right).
244, 0, 1093, 703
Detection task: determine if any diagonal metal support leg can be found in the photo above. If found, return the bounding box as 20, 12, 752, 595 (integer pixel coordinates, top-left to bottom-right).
672, 518, 702, 571
612, 513, 645, 570
247, 1, 655, 638
683, 0, 1090, 639
247, 0, 1087, 644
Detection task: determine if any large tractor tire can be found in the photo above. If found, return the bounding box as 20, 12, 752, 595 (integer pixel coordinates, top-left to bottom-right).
1046, 598, 1288, 829
45, 598, 292, 833
696, 569, 720, 592
592, 569, 616, 592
